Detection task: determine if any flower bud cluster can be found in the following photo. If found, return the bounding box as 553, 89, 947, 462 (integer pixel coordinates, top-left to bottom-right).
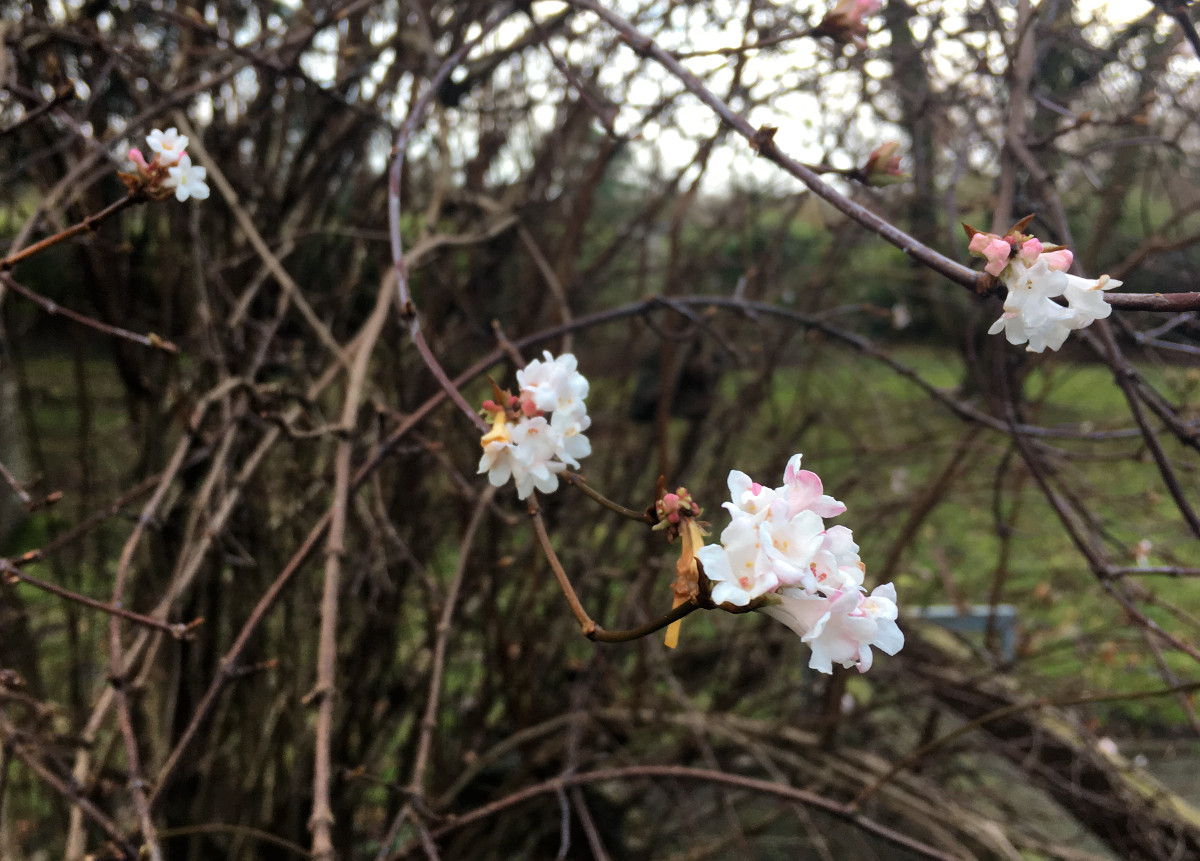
121, 127, 210, 202
968, 228, 1121, 353
814, 0, 881, 48
695, 455, 903, 674
861, 141, 907, 187
477, 352, 591, 499
654, 487, 703, 543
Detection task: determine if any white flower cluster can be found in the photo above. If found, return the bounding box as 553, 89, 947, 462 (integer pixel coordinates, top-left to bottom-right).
478, 352, 591, 499
970, 232, 1121, 353
696, 455, 903, 674
127, 127, 210, 202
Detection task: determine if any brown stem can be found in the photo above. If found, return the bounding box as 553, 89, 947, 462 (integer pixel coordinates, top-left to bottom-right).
566, 0, 978, 291
564, 0, 1200, 314
1, 562, 197, 638
374, 487, 496, 860
387, 11, 513, 433
527, 495, 597, 636
311, 272, 395, 860
0, 82, 76, 137
1, 273, 179, 353
589, 601, 699, 643
390, 765, 963, 861
0, 193, 142, 271
563, 472, 654, 523
852, 679, 1200, 810
0, 458, 31, 505
104, 416, 202, 861
0, 715, 137, 857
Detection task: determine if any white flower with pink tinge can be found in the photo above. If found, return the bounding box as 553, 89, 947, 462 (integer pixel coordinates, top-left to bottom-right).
971, 229, 1122, 353
696, 517, 778, 606
694, 455, 904, 674
146, 127, 188, 165
780, 454, 846, 518
762, 583, 903, 674
477, 352, 591, 500
723, 470, 779, 524
165, 153, 210, 202
509, 416, 567, 498
517, 351, 589, 418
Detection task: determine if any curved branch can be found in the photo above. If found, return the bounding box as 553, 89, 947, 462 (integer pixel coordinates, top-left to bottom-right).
564, 0, 1200, 314
389, 765, 963, 861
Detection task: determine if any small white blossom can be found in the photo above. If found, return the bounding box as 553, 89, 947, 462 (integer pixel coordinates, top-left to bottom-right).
723, 471, 779, 524
146, 127, 188, 165
762, 583, 903, 674
479, 437, 519, 488
808, 525, 866, 592
780, 454, 846, 518
509, 416, 567, 498
1064, 273, 1121, 330
550, 408, 591, 468
165, 153, 210, 202
517, 351, 589, 417
695, 517, 777, 606
478, 352, 591, 499
760, 507, 826, 589
988, 258, 1075, 353
695, 455, 903, 674
974, 232, 1121, 352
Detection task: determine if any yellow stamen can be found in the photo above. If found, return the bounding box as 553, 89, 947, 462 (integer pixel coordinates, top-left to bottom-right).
480, 412, 511, 449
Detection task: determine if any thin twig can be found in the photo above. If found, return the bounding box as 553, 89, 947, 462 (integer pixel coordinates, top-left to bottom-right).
310, 272, 395, 860
374, 488, 496, 860
0, 193, 143, 271
851, 679, 1200, 809
389, 765, 963, 861
563, 471, 655, 523
1, 272, 179, 353
1, 561, 197, 637
528, 494, 597, 636
0, 715, 137, 857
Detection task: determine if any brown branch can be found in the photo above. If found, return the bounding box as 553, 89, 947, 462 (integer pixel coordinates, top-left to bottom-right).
1, 272, 179, 353
0, 193, 143, 271
564, 0, 1200, 314
0, 715, 137, 858
562, 471, 655, 523
174, 113, 351, 370
527, 495, 597, 636
589, 601, 700, 643
1, 561, 198, 638
311, 272, 395, 860
0, 81, 76, 137
852, 679, 1200, 810
374, 487, 497, 861
386, 11, 513, 434
389, 765, 964, 861
106, 435, 200, 861
0, 458, 31, 505
1103, 291, 1200, 311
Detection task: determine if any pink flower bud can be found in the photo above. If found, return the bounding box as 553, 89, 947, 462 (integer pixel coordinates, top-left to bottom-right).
1042, 249, 1073, 271
1017, 237, 1042, 265
967, 232, 994, 255
128, 147, 150, 173
977, 238, 1012, 276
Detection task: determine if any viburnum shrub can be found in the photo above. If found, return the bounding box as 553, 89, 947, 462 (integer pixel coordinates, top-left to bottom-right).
479, 353, 903, 674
